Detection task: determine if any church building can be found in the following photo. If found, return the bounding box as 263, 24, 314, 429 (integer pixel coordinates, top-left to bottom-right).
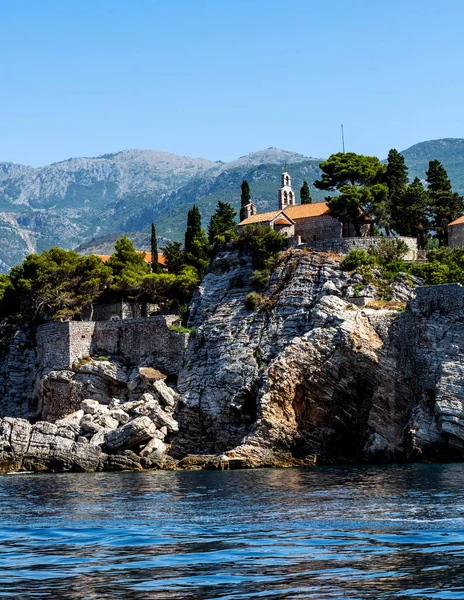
238, 173, 372, 242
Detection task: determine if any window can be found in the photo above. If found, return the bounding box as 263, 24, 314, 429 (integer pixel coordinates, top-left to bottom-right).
286, 176, 289, 185
289, 192, 293, 203
110, 315, 120, 321
313, 234, 317, 241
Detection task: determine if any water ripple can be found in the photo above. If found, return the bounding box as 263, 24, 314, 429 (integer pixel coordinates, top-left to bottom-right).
0, 464, 464, 598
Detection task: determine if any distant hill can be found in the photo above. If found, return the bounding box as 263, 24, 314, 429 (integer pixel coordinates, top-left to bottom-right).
1, 139, 463, 271
400, 138, 464, 191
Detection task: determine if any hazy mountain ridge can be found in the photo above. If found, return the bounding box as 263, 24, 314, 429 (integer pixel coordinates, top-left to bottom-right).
0, 140, 463, 271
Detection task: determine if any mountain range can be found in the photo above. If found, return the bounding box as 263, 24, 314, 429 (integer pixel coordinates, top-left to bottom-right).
1, 138, 464, 271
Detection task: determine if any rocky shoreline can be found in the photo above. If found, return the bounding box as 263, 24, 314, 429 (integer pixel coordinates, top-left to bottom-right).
1, 248, 464, 474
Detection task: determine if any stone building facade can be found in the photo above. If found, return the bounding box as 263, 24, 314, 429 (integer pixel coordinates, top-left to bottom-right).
448, 216, 464, 249
238, 171, 371, 243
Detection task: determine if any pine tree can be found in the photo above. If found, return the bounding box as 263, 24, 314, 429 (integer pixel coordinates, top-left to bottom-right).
184, 205, 208, 275
385, 149, 409, 236
163, 241, 185, 274
240, 180, 251, 221
426, 160, 464, 246
394, 178, 430, 249
208, 201, 237, 244
300, 181, 312, 204
150, 223, 160, 273
426, 160, 452, 193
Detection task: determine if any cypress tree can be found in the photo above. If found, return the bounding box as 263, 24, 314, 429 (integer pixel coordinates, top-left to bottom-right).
426, 160, 464, 245
386, 149, 409, 236
150, 223, 160, 273
184, 206, 202, 253
240, 180, 251, 221
300, 181, 312, 204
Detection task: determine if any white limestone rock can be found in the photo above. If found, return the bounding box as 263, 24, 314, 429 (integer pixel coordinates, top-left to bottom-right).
104, 416, 157, 451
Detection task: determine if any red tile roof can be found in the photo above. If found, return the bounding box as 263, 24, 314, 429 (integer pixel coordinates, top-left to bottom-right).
96, 252, 167, 266
449, 215, 464, 226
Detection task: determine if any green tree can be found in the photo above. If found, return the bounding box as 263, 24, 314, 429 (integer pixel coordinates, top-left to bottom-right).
107, 236, 150, 292
239, 180, 251, 221
2, 249, 112, 322
426, 160, 464, 246
141, 265, 200, 311
300, 181, 312, 204
208, 200, 237, 244
395, 178, 430, 249
163, 241, 185, 275
237, 224, 287, 268
385, 149, 409, 236
315, 152, 386, 235
184, 205, 209, 274
150, 223, 160, 273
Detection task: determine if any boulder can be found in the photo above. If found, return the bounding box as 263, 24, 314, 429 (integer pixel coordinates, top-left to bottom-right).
151, 406, 179, 433
109, 408, 130, 425
104, 416, 157, 451
80, 399, 101, 415
140, 437, 166, 457
153, 380, 178, 409
80, 415, 103, 435
89, 428, 112, 447
95, 414, 119, 430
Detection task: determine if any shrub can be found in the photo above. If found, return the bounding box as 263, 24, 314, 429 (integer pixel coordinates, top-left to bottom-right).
237, 225, 287, 268
251, 269, 270, 289
375, 238, 409, 263
341, 250, 375, 271
245, 291, 262, 310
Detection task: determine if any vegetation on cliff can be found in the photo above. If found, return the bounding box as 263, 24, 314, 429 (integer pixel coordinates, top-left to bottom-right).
342, 242, 464, 286
315, 151, 464, 247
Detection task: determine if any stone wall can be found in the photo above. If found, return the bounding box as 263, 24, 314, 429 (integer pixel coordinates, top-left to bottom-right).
306, 236, 418, 260
294, 214, 342, 243
411, 284, 464, 315
0, 329, 37, 418
37, 315, 188, 375
81, 302, 159, 321
449, 223, 464, 249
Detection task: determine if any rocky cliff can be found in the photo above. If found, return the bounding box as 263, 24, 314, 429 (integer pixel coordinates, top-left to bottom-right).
172, 249, 464, 466
0, 248, 463, 473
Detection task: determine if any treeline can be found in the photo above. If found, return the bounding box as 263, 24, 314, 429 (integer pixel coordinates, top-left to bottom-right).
0, 198, 285, 325
315, 151, 463, 247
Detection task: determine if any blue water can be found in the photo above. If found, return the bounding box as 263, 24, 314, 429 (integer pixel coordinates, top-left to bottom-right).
1, 465, 464, 599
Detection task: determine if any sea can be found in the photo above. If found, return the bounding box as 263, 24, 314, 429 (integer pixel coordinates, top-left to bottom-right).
0, 464, 463, 599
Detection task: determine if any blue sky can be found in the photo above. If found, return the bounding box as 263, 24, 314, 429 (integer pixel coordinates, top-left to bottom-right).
2, 0, 463, 166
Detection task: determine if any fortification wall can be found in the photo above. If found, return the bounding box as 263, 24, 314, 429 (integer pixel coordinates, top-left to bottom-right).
411, 284, 464, 315
80, 302, 159, 321
37, 315, 187, 375
37, 322, 73, 371
307, 236, 418, 260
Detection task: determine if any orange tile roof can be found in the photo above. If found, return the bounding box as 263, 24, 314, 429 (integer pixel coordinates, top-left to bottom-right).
283, 202, 330, 220
274, 219, 293, 225
96, 252, 167, 266
238, 210, 282, 226
449, 215, 464, 226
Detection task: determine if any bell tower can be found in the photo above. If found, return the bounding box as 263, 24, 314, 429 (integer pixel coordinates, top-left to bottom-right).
278, 172, 296, 210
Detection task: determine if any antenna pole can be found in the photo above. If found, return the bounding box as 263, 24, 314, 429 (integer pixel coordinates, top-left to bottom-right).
341, 124, 345, 153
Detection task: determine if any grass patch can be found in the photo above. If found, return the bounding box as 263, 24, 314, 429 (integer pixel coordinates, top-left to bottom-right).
169, 324, 195, 335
